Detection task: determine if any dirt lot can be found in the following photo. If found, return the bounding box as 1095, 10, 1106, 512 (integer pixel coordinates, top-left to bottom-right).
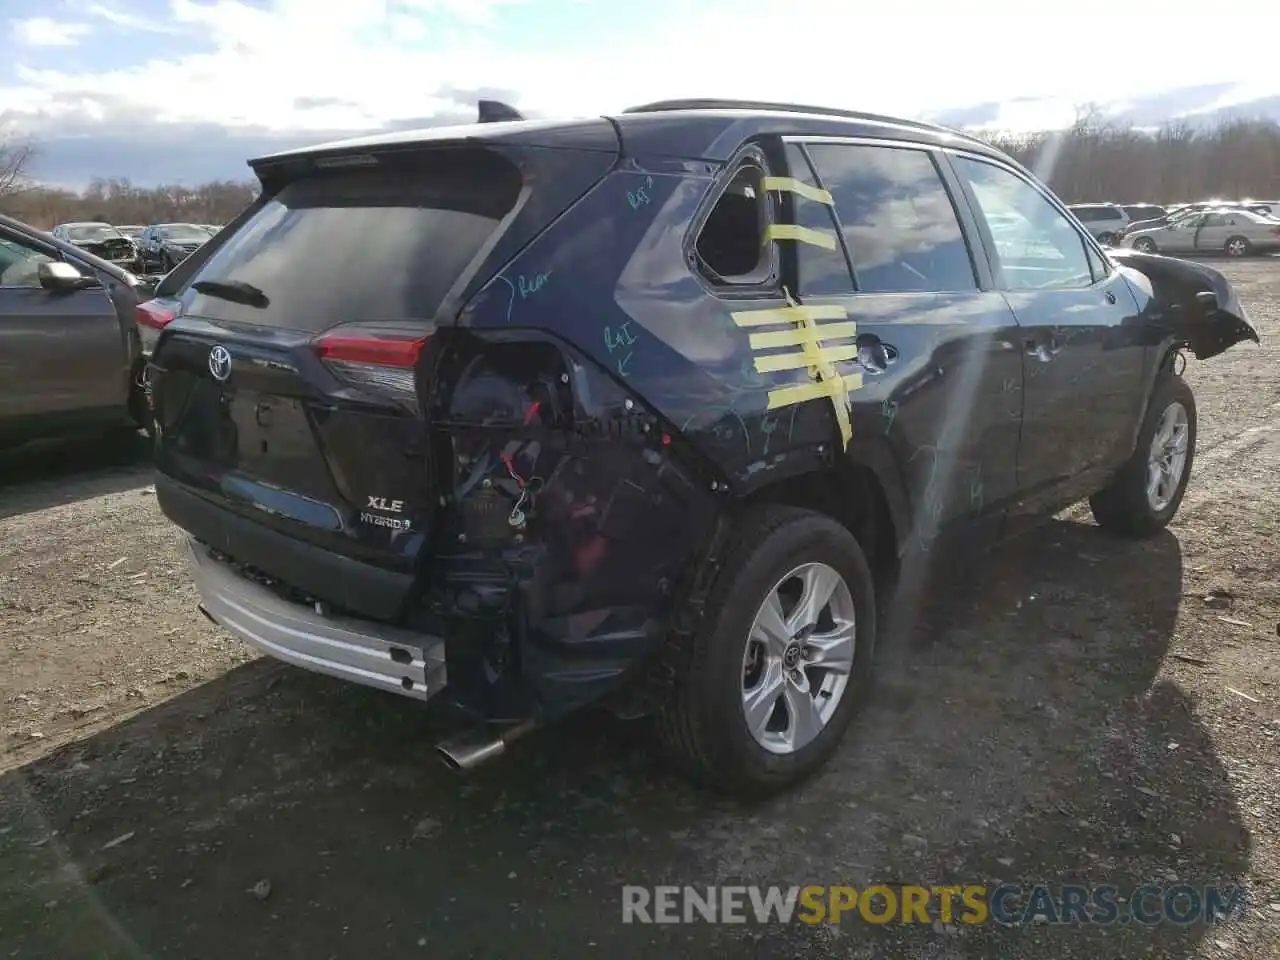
2, 261, 1279, 960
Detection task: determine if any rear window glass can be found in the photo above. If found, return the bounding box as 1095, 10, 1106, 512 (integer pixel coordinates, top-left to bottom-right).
1123, 206, 1165, 220
67, 224, 121, 242
182, 149, 521, 331
160, 224, 211, 241
1071, 205, 1121, 220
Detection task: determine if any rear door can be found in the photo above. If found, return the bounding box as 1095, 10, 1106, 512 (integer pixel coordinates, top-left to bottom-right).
1193, 212, 1230, 252
946, 153, 1148, 510
0, 225, 124, 421
1161, 215, 1202, 253
792, 139, 1023, 547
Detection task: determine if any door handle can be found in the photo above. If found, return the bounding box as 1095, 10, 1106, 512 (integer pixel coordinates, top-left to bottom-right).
856, 335, 898, 373
1024, 336, 1061, 362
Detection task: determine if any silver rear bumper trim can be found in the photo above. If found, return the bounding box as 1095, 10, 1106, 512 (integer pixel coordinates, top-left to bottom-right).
185, 537, 446, 701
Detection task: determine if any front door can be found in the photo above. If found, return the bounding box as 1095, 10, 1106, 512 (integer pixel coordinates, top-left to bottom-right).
945, 153, 1148, 513
0, 227, 124, 421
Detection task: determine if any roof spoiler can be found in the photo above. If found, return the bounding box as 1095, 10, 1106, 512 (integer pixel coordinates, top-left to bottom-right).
477, 100, 525, 123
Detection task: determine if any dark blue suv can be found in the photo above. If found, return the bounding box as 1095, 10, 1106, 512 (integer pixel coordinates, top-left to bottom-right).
141, 99, 1257, 795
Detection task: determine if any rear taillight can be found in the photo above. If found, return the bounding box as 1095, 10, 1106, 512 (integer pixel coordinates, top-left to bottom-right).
135, 299, 176, 330
135, 299, 178, 356
1272, 227, 1280, 238
312, 324, 430, 411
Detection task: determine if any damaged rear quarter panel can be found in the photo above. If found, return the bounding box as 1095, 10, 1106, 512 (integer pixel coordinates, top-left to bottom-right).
428, 159, 814, 721
419, 318, 721, 721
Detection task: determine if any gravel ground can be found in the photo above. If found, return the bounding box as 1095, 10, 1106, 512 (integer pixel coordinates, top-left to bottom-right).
1, 261, 1278, 959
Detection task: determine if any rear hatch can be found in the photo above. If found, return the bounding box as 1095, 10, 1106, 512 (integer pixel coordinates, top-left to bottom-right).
150, 132, 618, 619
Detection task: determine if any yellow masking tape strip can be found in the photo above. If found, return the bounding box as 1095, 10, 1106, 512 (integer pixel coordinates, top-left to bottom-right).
754, 345, 860, 374
761, 176, 834, 206
748, 321, 858, 350
730, 304, 846, 328
766, 373, 865, 410
763, 224, 838, 251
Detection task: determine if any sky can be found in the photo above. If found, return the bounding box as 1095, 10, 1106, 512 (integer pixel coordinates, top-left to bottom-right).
2, 0, 1277, 188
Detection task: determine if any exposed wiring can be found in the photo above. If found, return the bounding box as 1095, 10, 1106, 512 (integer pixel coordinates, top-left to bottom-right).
499, 449, 542, 527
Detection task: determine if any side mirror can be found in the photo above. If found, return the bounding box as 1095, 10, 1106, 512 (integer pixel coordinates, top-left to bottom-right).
1195, 290, 1218, 313
38, 260, 95, 291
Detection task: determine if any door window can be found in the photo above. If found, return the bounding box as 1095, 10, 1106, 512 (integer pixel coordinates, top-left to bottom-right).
952, 156, 1094, 290
1201, 214, 1227, 227
0, 232, 55, 288
806, 143, 977, 293
781, 143, 855, 296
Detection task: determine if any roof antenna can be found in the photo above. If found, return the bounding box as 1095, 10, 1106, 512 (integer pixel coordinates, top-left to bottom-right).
477, 100, 524, 123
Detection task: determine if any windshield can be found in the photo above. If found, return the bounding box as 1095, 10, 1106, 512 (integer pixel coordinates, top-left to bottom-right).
67, 224, 123, 242
161, 224, 211, 241
182, 149, 521, 332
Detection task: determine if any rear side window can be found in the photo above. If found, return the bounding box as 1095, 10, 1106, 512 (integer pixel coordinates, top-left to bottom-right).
182, 149, 522, 331
805, 143, 977, 293
694, 160, 776, 286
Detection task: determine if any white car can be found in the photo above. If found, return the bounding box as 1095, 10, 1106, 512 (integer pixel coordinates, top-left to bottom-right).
1121, 208, 1280, 257
1066, 203, 1130, 245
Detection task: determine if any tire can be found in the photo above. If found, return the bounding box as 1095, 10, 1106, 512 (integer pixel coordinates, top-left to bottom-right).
1224, 236, 1251, 258
1133, 237, 1158, 254
1089, 374, 1196, 537
655, 505, 877, 796
1097, 231, 1116, 246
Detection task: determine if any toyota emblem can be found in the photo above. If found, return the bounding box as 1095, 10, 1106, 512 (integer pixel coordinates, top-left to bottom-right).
208, 345, 232, 382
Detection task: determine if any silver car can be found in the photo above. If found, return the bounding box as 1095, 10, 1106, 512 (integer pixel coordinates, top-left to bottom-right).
1121, 208, 1280, 257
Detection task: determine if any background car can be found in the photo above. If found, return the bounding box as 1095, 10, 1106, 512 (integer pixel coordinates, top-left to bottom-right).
137, 223, 210, 273
117, 224, 145, 242
1121, 203, 1167, 226
0, 213, 151, 447
1066, 203, 1130, 244
50, 221, 143, 273
1121, 208, 1280, 256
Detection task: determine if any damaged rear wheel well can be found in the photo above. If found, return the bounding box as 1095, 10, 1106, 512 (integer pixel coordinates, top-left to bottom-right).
743, 466, 898, 599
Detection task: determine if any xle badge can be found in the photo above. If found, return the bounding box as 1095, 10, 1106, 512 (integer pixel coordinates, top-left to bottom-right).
361, 496, 412, 532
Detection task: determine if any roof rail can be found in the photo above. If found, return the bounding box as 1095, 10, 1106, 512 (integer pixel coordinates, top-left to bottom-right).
621, 98, 954, 134
477, 100, 525, 123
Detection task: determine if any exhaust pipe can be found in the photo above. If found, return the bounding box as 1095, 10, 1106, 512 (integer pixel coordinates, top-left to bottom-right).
436, 720, 536, 772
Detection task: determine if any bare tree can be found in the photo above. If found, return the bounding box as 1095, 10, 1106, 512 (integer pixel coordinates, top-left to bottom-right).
4, 115, 1280, 228
0, 133, 37, 200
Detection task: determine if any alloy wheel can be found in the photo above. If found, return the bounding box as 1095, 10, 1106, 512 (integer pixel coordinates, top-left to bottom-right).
1146, 401, 1189, 512
741, 562, 855, 755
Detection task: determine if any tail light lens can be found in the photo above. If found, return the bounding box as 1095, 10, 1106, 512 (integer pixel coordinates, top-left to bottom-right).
135, 298, 178, 356
312, 324, 430, 411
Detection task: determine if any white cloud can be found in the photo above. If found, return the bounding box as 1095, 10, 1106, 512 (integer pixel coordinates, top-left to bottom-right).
3, 0, 1278, 151
12, 17, 92, 47
82, 2, 186, 34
